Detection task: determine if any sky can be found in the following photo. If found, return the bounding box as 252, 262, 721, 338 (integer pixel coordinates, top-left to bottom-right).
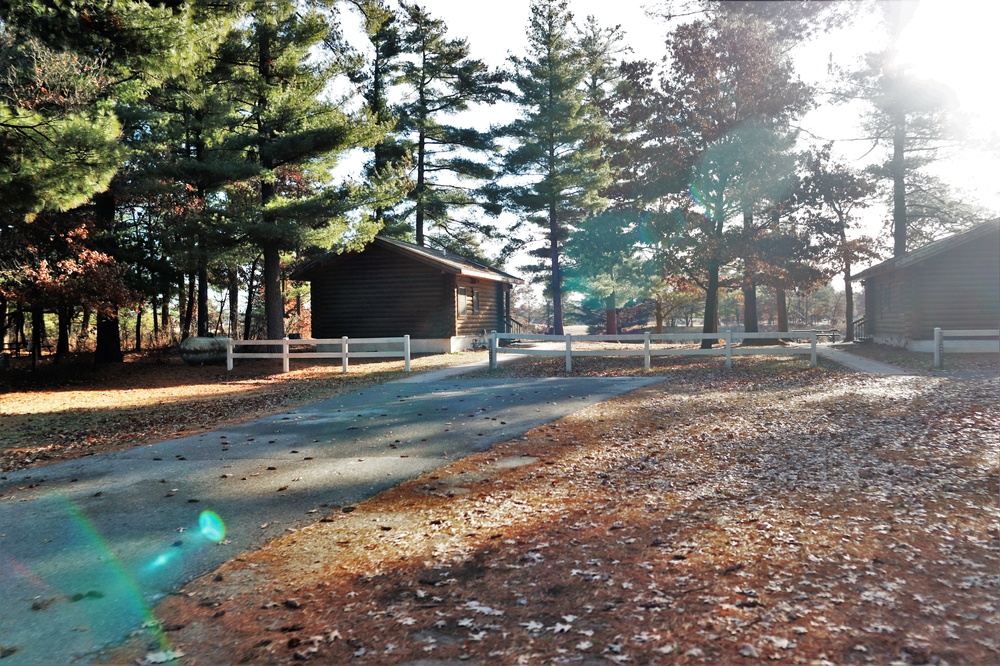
343, 0, 1000, 276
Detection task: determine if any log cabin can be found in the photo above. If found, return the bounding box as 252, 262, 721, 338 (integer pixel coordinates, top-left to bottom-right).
849, 218, 999, 351
290, 236, 522, 353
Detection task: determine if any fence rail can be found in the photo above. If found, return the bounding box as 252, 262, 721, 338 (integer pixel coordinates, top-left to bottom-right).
933, 327, 1000, 369
490, 330, 821, 372
226, 336, 411, 374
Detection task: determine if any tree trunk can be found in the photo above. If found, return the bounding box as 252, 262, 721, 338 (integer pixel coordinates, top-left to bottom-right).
55, 304, 72, 361
134, 307, 143, 352
892, 110, 907, 257
655, 299, 664, 334
742, 208, 759, 334
94, 310, 124, 364
843, 272, 855, 342
228, 268, 239, 339
701, 258, 720, 349
743, 281, 758, 333
244, 257, 259, 339
181, 274, 195, 340
776, 288, 789, 333
415, 127, 426, 245
162, 296, 171, 343
30, 306, 44, 371
93, 190, 123, 362
604, 292, 617, 335
79, 306, 91, 342
263, 243, 284, 340
197, 245, 209, 337
549, 201, 563, 336
151, 295, 159, 337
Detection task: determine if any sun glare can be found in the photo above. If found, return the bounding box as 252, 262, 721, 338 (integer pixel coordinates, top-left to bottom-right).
895, 0, 1000, 114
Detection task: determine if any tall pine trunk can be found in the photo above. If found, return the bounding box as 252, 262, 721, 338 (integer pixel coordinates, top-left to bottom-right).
55, 303, 72, 361
549, 199, 563, 336
742, 209, 759, 335
30, 306, 44, 370
197, 235, 210, 337
134, 307, 143, 352
892, 110, 907, 257
93, 191, 123, 364
228, 268, 239, 339
181, 274, 195, 340
701, 258, 720, 350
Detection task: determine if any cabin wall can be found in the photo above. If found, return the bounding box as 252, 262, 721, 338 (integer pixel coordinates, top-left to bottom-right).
454, 277, 507, 337
907, 234, 1000, 339
308, 245, 454, 339
864, 226, 1000, 346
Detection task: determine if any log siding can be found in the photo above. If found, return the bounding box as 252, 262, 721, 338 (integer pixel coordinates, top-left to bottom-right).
292, 237, 521, 343
855, 220, 999, 344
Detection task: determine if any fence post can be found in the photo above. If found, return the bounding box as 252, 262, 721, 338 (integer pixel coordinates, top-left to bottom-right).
810, 331, 817, 368
226, 338, 233, 371
725, 330, 732, 369
489, 330, 497, 370
403, 335, 411, 372
934, 327, 943, 369
644, 332, 651, 372
342, 336, 349, 374
282, 337, 290, 373
565, 333, 572, 373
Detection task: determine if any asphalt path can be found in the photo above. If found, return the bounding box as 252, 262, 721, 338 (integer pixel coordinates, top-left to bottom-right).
0, 373, 661, 665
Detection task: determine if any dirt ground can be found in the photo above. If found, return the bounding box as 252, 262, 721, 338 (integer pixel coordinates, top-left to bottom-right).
4, 347, 999, 665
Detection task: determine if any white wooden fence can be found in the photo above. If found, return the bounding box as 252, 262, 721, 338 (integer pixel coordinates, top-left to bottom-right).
933, 327, 1000, 369
226, 336, 411, 374
489, 330, 821, 372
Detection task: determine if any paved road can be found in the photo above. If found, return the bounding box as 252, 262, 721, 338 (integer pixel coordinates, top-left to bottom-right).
0, 373, 661, 665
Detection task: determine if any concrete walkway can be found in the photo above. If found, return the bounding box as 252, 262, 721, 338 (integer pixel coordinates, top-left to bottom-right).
814, 345, 914, 375
0, 367, 661, 665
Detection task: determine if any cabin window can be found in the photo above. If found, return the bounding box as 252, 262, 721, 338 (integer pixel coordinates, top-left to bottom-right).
472, 289, 480, 313
458, 287, 467, 316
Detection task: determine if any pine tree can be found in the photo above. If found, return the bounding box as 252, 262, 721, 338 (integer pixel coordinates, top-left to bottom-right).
223, 0, 383, 340
394, 2, 507, 251
504, 0, 610, 335
349, 0, 411, 235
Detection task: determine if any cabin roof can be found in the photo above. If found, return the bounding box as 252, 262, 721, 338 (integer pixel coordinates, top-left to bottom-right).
850, 218, 1000, 282
291, 236, 523, 284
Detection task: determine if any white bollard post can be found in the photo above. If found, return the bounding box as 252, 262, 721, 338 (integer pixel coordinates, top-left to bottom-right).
725, 330, 732, 369
644, 332, 651, 372
226, 338, 233, 371
489, 330, 497, 370
282, 337, 290, 373
342, 336, 349, 374
810, 331, 817, 368
404, 334, 411, 372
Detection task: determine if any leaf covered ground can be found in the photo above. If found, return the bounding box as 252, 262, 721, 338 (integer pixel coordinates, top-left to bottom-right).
70, 351, 998, 666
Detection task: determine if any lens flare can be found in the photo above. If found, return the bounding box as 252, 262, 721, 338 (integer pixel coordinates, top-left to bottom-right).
199, 511, 226, 542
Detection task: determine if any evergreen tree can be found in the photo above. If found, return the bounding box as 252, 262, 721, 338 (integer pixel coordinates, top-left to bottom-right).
393, 2, 507, 252
222, 0, 384, 339
349, 0, 411, 235
504, 0, 610, 335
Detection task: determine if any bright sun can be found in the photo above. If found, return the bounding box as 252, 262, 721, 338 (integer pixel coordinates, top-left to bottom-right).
895, 0, 1000, 116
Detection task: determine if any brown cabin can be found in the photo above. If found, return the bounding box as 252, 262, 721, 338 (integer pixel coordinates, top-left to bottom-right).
850, 219, 999, 351
290, 236, 522, 353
